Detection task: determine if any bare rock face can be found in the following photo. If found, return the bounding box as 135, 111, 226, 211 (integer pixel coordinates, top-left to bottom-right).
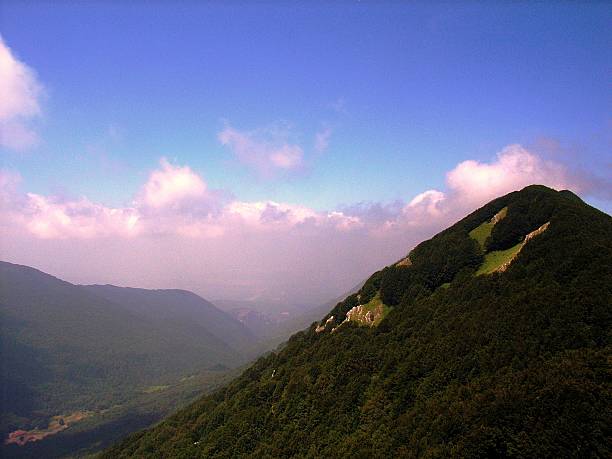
396, 256, 412, 267
315, 315, 334, 333
490, 206, 508, 224
525, 221, 550, 242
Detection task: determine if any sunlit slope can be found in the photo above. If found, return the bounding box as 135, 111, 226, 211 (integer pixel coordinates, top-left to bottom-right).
103, 185, 612, 458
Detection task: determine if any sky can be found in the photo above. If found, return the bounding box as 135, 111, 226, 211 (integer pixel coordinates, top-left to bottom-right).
0, 2, 610, 305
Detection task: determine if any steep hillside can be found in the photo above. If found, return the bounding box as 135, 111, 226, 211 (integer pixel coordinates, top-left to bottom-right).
81, 285, 257, 356
0, 266, 254, 456
103, 186, 612, 458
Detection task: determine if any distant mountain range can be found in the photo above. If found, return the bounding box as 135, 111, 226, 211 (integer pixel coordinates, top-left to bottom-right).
0, 264, 257, 456
103, 185, 612, 458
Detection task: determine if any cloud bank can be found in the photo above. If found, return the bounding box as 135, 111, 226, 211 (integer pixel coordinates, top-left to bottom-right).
0, 145, 602, 303
0, 36, 43, 150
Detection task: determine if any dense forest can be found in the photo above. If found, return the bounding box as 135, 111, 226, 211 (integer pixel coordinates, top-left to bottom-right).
103, 185, 612, 458
0, 270, 257, 457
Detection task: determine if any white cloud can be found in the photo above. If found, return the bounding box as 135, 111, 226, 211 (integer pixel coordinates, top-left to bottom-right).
218, 124, 304, 176
140, 158, 207, 209
406, 189, 445, 216
0, 36, 43, 151
23, 194, 139, 239
445, 144, 569, 206
1, 145, 586, 242
1, 145, 604, 303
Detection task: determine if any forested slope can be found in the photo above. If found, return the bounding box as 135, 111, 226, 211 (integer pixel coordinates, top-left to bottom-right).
103, 185, 612, 458
0, 265, 253, 455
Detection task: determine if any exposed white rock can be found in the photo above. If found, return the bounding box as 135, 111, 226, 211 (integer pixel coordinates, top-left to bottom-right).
494, 221, 550, 273
396, 256, 412, 267
525, 221, 550, 242
490, 207, 508, 224
315, 315, 334, 333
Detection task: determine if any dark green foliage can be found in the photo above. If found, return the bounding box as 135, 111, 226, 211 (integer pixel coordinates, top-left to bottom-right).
1, 369, 236, 459
486, 185, 558, 251
359, 270, 383, 304
0, 269, 256, 456
379, 229, 482, 306
103, 186, 612, 458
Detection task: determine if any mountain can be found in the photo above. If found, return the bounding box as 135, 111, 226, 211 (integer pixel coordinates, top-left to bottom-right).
0, 265, 255, 456
81, 285, 257, 356
103, 185, 612, 458
224, 306, 277, 338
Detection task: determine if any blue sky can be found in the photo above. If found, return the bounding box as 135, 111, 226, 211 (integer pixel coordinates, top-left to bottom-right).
2, 2, 610, 208
0, 2, 610, 302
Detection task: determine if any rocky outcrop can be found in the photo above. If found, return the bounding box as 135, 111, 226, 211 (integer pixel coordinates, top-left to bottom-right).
494, 221, 550, 273
396, 256, 412, 267
491, 207, 508, 224
315, 315, 334, 333
525, 221, 550, 242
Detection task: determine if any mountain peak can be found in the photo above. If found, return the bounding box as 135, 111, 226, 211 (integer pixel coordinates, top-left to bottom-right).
102, 187, 612, 458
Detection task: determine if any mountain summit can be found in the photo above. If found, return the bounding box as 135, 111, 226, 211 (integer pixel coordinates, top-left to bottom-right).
104, 185, 611, 458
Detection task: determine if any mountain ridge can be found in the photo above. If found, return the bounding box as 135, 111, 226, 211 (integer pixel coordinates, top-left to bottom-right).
0, 263, 256, 456
102, 185, 612, 458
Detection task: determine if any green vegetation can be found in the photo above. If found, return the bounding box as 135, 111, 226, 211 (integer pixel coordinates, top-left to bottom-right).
2, 369, 238, 458
469, 206, 507, 249
469, 220, 494, 249
0, 270, 257, 457
475, 241, 523, 275
103, 185, 612, 458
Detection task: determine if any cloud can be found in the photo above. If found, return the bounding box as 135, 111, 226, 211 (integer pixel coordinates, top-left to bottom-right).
0, 36, 43, 151
1, 144, 589, 241
406, 190, 445, 216
218, 124, 304, 176
314, 127, 332, 153
23, 194, 140, 239
1, 144, 607, 304
139, 158, 207, 209
445, 144, 570, 206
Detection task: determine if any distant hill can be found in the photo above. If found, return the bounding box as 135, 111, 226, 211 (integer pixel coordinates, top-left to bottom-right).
103, 185, 612, 458
0, 264, 255, 456
81, 285, 257, 356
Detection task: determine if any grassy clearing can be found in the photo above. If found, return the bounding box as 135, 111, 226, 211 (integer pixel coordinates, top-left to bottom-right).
469, 207, 508, 249
469, 221, 494, 249
476, 242, 523, 275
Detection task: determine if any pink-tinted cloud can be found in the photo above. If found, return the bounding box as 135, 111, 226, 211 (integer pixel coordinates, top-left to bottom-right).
0, 36, 43, 151
0, 144, 606, 304
445, 144, 570, 206
218, 124, 304, 176
23, 194, 140, 239
139, 158, 207, 209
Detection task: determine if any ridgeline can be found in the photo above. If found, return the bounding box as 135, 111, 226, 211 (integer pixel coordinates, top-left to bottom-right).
103, 185, 612, 458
